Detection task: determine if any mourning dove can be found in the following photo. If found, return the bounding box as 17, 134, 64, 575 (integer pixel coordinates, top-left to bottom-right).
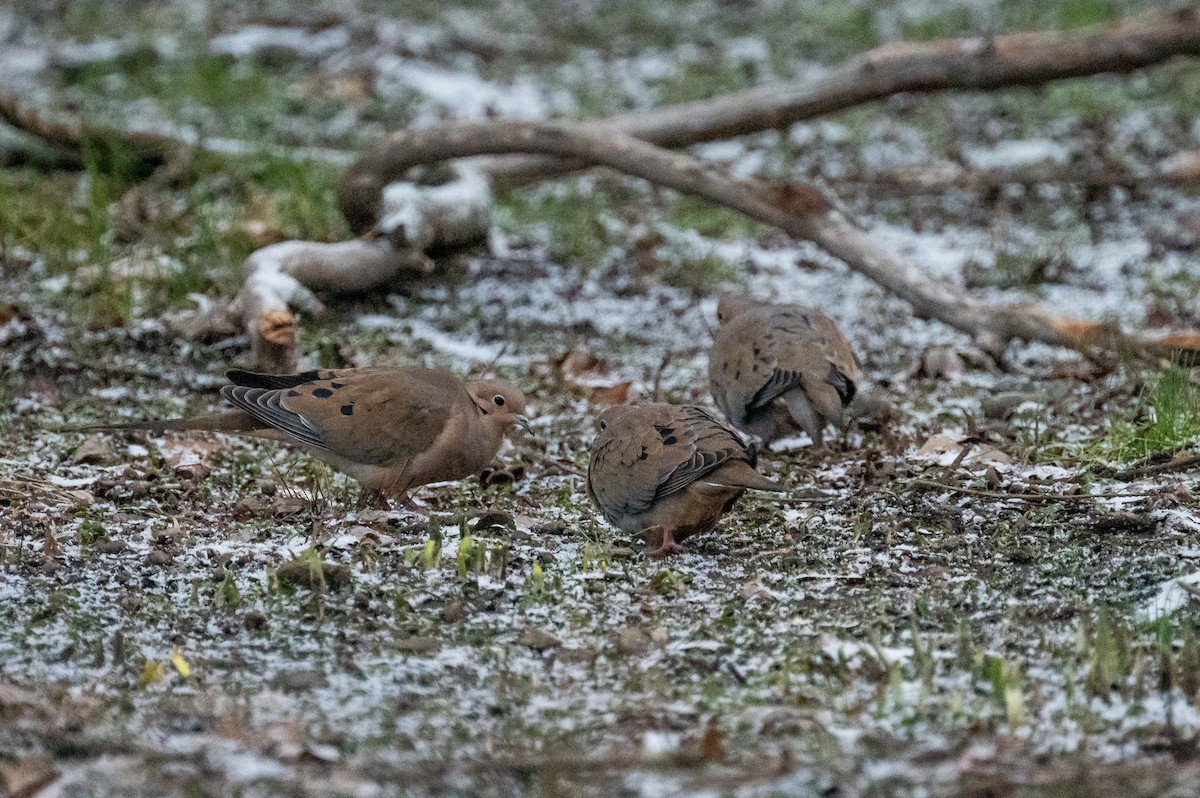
90, 367, 531, 503
708, 293, 858, 449
586, 403, 781, 558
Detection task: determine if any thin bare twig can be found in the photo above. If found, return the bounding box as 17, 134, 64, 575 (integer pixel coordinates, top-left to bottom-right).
0, 90, 355, 168
836, 156, 1200, 194
1110, 453, 1200, 482
909, 477, 1160, 503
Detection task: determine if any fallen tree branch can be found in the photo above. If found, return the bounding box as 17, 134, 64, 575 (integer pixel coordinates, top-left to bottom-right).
1108, 452, 1200, 482
337, 4, 1200, 215
0, 91, 355, 169
298, 119, 1197, 372
0, 92, 176, 161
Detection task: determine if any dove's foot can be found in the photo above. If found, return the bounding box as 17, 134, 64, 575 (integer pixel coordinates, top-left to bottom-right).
648, 529, 685, 559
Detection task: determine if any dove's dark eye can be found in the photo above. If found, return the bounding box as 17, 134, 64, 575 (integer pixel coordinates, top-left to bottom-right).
599, 420, 607, 430
493, 395, 505, 406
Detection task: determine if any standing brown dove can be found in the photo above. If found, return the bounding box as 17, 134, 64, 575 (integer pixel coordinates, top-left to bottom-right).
91, 367, 531, 503
586, 403, 782, 558
708, 293, 858, 449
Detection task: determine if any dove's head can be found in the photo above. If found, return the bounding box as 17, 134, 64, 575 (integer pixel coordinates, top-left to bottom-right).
594, 404, 637, 434
468, 379, 533, 436
715, 292, 753, 326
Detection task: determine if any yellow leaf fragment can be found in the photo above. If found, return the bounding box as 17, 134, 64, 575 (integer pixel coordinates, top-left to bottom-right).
140, 660, 165, 688
170, 647, 192, 677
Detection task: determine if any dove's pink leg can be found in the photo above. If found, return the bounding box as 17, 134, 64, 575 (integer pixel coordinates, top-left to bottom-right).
649, 528, 684, 559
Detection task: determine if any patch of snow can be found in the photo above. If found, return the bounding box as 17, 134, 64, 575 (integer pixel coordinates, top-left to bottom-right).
374, 55, 553, 120
210, 25, 350, 59
641, 730, 681, 757
1137, 570, 1200, 621
962, 139, 1071, 171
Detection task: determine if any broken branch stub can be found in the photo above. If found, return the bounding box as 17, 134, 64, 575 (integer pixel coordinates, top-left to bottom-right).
239, 238, 433, 373
232, 162, 488, 373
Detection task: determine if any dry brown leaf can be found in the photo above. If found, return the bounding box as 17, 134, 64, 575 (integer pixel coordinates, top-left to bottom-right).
763, 180, 833, 216
70, 435, 117, 465
518, 627, 561, 651
915, 346, 965, 380
590, 381, 633, 405
697, 722, 725, 763
560, 349, 607, 379
42, 528, 61, 558
1, 755, 58, 798
1145, 305, 1175, 329
162, 438, 220, 480
916, 434, 1012, 466
616, 626, 651, 656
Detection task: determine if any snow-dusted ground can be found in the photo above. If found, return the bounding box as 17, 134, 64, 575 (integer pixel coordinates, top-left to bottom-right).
4, 1, 1200, 796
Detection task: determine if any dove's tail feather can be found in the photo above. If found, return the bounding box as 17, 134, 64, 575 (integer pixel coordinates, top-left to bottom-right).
702, 460, 785, 493
82, 411, 262, 433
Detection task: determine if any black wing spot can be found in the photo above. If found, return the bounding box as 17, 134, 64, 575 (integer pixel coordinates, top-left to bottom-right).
287, 390, 300, 397
331, 382, 345, 389
340, 404, 354, 416
312, 388, 334, 398
654, 425, 679, 444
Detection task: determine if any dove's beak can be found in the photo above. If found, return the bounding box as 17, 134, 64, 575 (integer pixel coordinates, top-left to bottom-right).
516, 415, 535, 437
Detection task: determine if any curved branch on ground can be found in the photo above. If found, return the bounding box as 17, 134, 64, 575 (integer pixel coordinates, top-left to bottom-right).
332, 119, 1196, 368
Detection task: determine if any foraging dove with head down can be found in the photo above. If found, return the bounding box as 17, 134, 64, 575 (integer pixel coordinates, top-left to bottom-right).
586, 403, 781, 558
708, 293, 858, 449
89, 366, 531, 503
